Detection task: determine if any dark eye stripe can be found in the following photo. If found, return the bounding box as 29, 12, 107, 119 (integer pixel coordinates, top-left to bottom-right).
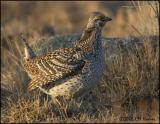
94, 17, 105, 21
94, 19, 99, 21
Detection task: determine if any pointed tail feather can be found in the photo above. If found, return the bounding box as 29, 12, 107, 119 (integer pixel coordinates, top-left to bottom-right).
20, 34, 36, 60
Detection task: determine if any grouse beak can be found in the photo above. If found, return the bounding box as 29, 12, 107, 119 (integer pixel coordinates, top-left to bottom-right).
105, 17, 112, 22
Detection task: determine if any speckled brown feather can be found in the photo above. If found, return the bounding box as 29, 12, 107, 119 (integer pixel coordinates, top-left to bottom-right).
25, 48, 85, 91
76, 28, 96, 53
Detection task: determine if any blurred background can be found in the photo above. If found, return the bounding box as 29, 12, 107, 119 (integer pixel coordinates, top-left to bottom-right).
1, 1, 158, 42
1, 1, 159, 123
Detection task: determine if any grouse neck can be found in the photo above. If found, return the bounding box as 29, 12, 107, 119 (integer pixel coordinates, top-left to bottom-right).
76, 27, 102, 53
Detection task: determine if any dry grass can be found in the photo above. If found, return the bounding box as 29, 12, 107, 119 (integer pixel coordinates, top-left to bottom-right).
1, 1, 159, 123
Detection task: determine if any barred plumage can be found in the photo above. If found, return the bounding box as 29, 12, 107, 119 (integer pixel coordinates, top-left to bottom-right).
22, 12, 112, 99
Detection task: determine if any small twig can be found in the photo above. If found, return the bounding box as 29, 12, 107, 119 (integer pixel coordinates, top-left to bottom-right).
148, 1, 159, 19
130, 24, 143, 37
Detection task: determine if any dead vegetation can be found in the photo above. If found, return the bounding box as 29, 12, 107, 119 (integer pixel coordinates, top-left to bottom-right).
1, 1, 159, 123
